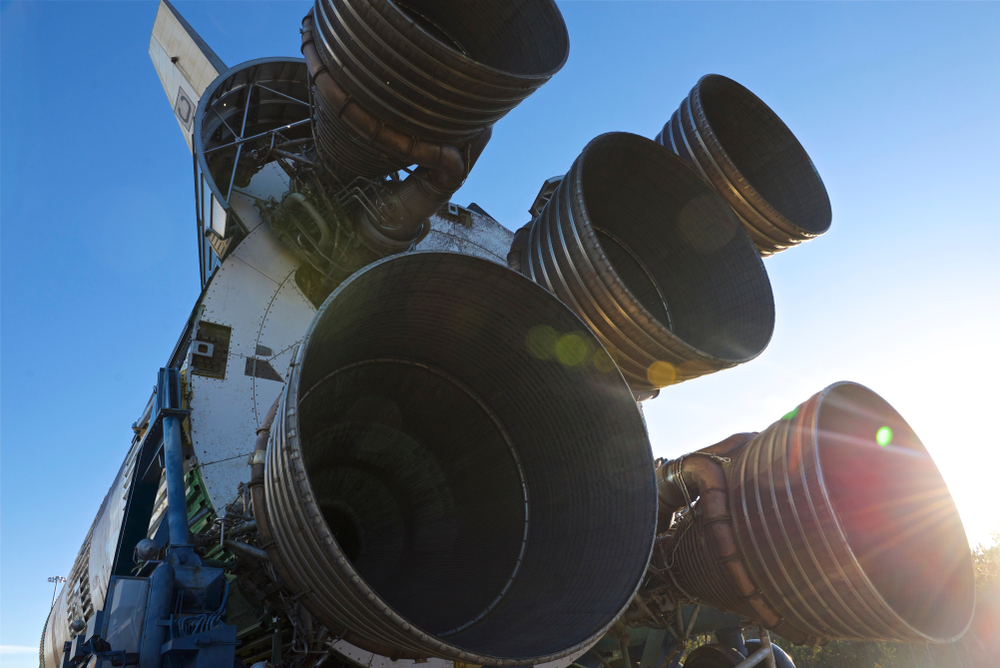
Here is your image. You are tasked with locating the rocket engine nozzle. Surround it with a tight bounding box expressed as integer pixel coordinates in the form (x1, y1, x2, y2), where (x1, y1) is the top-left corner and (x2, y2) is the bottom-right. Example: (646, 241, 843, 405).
(302, 0, 568, 252)
(649, 382, 975, 646)
(255, 252, 657, 664)
(657, 74, 832, 255)
(513, 132, 775, 393)
(305, 0, 568, 181)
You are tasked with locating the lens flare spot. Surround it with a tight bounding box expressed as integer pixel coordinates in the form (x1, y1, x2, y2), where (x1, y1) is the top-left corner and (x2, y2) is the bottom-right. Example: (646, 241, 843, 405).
(592, 348, 617, 373)
(526, 325, 558, 360)
(647, 361, 677, 387)
(876, 426, 893, 446)
(677, 194, 737, 254)
(782, 406, 799, 421)
(555, 333, 587, 366)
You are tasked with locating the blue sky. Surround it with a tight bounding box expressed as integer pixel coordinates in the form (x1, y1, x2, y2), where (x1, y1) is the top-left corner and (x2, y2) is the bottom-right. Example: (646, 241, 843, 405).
(2, 1, 999, 663)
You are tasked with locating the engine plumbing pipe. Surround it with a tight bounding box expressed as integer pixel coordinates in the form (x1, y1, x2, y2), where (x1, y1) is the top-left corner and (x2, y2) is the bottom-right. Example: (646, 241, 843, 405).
(284, 193, 333, 253)
(302, 11, 493, 253)
(733, 645, 775, 668)
(354, 127, 492, 254)
(224, 540, 269, 562)
(158, 368, 194, 561)
(164, 418, 189, 551)
(656, 433, 814, 645)
(137, 563, 175, 668)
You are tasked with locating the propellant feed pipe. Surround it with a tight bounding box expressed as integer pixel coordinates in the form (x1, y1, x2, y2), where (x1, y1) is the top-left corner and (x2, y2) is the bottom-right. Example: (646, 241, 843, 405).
(656, 433, 816, 646)
(284, 192, 333, 253)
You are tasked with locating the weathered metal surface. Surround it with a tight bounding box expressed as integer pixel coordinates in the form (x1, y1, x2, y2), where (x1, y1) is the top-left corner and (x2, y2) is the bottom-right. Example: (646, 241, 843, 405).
(655, 383, 975, 644)
(327, 637, 596, 668)
(657, 75, 832, 255)
(516, 132, 774, 393)
(308, 0, 569, 179)
(187, 191, 316, 512)
(418, 208, 514, 265)
(40, 586, 70, 668)
(87, 442, 141, 612)
(331, 639, 454, 668)
(40, 442, 141, 667)
(262, 252, 656, 664)
(148, 0, 226, 152)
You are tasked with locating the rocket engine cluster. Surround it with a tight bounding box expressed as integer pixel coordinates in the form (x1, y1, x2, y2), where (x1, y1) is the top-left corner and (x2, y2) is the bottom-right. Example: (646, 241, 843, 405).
(40, 1, 973, 668)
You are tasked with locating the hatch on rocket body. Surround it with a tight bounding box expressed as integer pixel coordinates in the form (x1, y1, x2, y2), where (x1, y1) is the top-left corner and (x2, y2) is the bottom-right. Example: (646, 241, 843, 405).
(41, 2, 974, 668)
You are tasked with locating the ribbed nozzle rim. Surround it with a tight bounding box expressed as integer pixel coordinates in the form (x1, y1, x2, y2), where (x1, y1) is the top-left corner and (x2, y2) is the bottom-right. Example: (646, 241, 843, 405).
(694, 74, 832, 238)
(270, 251, 658, 663)
(383, 0, 570, 80)
(578, 132, 774, 366)
(811, 382, 975, 642)
(519, 132, 776, 391)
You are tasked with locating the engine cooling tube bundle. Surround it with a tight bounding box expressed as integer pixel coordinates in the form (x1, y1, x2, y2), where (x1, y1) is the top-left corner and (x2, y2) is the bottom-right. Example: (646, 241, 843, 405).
(301, 10, 464, 183)
(304, 0, 569, 180)
(651, 382, 975, 646)
(655, 432, 809, 645)
(252, 252, 658, 664)
(657, 74, 832, 255)
(512, 132, 774, 394)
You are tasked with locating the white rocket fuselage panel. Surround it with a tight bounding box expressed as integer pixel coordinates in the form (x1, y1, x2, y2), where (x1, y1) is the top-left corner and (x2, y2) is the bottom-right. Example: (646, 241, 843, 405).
(185, 189, 316, 512)
(416, 209, 514, 265)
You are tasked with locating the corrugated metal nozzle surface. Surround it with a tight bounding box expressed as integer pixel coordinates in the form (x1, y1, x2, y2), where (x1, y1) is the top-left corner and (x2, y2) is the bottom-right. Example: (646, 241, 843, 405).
(264, 252, 657, 664)
(658, 74, 832, 255)
(517, 132, 774, 393)
(662, 382, 975, 644)
(310, 0, 569, 179)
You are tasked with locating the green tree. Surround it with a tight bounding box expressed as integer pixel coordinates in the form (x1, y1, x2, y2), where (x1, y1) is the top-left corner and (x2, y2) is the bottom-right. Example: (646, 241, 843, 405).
(961, 531, 1000, 667)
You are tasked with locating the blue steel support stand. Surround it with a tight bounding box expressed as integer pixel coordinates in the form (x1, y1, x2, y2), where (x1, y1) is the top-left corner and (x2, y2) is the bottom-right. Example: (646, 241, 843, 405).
(62, 369, 237, 668)
(153, 368, 238, 668)
(158, 368, 196, 565)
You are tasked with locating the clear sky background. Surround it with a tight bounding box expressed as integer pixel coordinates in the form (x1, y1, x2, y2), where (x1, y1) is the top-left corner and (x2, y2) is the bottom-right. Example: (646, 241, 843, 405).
(2, 0, 999, 664)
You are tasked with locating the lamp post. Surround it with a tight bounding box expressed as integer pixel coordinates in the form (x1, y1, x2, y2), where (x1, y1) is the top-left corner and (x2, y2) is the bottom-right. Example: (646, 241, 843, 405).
(48, 576, 66, 608)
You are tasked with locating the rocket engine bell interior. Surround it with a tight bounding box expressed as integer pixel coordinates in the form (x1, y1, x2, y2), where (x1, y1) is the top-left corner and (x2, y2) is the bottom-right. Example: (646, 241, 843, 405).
(510, 132, 775, 394)
(656, 74, 833, 255)
(40, 1, 974, 668)
(256, 253, 657, 664)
